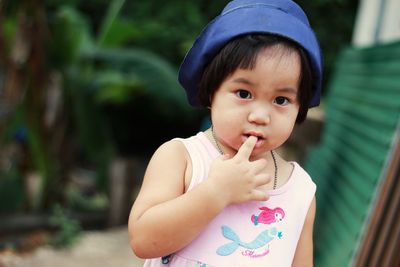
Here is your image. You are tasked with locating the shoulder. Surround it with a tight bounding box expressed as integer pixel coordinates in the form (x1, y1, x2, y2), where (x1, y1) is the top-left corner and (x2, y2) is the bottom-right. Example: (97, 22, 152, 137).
(291, 162, 315, 187)
(289, 162, 317, 209)
(275, 153, 316, 193)
(156, 132, 203, 154)
(156, 138, 187, 155)
(129, 139, 191, 224)
(156, 132, 210, 163)
(291, 162, 313, 179)
(135, 138, 192, 203)
(148, 138, 189, 169)
(274, 153, 303, 188)
(148, 136, 196, 186)
(276, 152, 314, 183)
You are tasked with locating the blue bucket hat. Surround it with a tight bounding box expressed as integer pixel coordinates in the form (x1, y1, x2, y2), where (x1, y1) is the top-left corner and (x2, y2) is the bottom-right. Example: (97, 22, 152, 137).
(178, 0, 323, 107)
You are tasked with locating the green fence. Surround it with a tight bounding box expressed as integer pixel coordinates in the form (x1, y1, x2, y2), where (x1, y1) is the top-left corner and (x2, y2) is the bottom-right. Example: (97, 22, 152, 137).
(305, 41, 400, 267)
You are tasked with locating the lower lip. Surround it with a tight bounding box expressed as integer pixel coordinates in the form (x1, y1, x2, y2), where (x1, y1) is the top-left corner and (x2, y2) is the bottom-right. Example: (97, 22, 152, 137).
(254, 138, 265, 149)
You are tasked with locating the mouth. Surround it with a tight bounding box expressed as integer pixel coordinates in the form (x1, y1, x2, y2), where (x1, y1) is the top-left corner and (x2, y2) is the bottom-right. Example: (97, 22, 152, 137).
(242, 132, 266, 149)
(244, 132, 265, 141)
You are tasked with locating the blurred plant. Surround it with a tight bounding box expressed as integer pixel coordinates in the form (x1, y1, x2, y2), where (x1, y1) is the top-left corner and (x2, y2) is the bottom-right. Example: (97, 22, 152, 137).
(0, 0, 64, 210)
(0, 160, 25, 213)
(49, 204, 82, 248)
(0, 0, 204, 213)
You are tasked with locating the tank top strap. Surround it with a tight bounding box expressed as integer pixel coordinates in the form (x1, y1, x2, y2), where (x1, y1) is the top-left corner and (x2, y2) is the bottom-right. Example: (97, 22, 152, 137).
(174, 132, 219, 191)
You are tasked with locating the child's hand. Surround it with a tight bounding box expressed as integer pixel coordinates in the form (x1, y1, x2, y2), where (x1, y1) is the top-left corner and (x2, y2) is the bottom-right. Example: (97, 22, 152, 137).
(206, 136, 271, 205)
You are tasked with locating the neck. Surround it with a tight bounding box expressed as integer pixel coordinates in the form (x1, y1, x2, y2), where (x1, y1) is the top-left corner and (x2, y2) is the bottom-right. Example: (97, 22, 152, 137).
(211, 125, 224, 155)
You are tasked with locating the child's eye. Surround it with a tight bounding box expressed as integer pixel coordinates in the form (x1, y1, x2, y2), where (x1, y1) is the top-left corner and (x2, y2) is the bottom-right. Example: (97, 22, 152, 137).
(274, 96, 289, 106)
(235, 90, 252, 99)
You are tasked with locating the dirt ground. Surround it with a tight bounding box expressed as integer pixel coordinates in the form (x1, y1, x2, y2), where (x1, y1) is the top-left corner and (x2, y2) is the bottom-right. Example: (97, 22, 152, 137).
(0, 226, 144, 267)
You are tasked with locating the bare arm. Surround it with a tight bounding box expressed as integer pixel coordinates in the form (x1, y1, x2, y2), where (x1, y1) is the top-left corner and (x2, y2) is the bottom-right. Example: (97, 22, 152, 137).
(292, 197, 316, 267)
(128, 136, 270, 259)
(128, 139, 226, 258)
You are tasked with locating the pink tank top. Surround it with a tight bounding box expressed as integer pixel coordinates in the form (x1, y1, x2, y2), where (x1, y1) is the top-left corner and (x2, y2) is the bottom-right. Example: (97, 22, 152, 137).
(143, 132, 316, 267)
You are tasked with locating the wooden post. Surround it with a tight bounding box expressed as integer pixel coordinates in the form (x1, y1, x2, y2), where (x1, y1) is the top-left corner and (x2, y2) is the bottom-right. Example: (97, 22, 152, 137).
(108, 157, 136, 227)
(352, 132, 400, 267)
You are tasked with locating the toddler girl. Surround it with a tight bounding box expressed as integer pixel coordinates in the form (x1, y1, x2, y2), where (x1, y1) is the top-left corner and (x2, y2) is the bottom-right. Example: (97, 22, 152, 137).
(129, 0, 323, 266)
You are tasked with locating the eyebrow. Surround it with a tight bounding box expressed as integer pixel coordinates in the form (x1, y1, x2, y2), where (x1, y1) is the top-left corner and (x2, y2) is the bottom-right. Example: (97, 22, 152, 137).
(276, 87, 298, 95)
(232, 78, 255, 86)
(232, 78, 298, 95)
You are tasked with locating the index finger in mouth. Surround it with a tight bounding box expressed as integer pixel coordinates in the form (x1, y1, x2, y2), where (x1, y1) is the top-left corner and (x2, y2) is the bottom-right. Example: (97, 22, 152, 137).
(236, 135, 257, 159)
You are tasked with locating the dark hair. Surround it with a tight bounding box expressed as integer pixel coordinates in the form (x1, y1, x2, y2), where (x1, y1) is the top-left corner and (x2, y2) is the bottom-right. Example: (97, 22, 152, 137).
(197, 34, 313, 123)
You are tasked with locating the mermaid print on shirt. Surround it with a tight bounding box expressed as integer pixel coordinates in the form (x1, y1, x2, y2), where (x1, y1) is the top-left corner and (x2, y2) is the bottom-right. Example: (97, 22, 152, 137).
(217, 206, 285, 258)
(216, 225, 282, 257)
(251, 206, 285, 226)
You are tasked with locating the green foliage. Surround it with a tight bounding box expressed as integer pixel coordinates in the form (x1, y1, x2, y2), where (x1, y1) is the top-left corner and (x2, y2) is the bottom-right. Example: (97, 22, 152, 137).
(83, 48, 190, 112)
(98, 17, 141, 48)
(66, 186, 108, 212)
(48, 5, 94, 68)
(46, 0, 81, 7)
(49, 204, 82, 248)
(0, 107, 26, 213)
(115, 1, 227, 65)
(25, 122, 52, 209)
(2, 17, 17, 50)
(64, 73, 113, 189)
(0, 168, 25, 213)
(91, 70, 143, 104)
(96, 0, 126, 47)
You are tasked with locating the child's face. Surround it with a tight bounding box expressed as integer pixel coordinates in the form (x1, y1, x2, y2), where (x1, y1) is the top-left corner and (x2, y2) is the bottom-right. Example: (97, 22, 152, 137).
(211, 46, 300, 158)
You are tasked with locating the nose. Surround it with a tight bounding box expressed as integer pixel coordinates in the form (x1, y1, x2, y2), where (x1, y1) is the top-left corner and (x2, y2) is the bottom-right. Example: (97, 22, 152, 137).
(247, 104, 271, 125)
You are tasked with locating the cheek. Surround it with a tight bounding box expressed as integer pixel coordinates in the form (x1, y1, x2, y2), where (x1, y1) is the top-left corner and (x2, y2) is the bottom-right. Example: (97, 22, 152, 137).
(281, 117, 296, 133)
(272, 116, 297, 142)
(214, 115, 242, 138)
(212, 112, 244, 146)
(212, 104, 244, 125)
